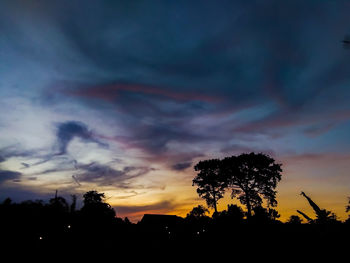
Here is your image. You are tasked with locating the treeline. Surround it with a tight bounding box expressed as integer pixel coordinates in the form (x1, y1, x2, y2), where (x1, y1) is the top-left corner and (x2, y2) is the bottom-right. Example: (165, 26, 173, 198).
(1, 189, 349, 257)
(192, 152, 350, 224)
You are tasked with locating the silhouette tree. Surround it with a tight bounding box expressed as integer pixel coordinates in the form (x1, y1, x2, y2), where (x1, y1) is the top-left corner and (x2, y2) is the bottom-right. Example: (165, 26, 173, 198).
(216, 204, 245, 223)
(250, 206, 281, 223)
(2, 197, 12, 206)
(221, 153, 282, 219)
(83, 190, 105, 206)
(267, 208, 280, 221)
(226, 204, 244, 220)
(49, 195, 69, 213)
(70, 194, 77, 213)
(186, 205, 209, 219)
(81, 190, 115, 219)
(287, 215, 303, 224)
(193, 159, 227, 213)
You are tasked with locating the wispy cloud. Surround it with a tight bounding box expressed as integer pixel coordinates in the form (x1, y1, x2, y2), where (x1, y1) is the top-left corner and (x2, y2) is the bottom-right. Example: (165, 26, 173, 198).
(75, 162, 155, 187)
(0, 170, 22, 184)
(171, 162, 192, 171)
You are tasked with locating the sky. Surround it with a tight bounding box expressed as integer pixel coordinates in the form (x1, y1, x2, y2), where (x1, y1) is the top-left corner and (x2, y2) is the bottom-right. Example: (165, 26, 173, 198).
(1, 0, 350, 222)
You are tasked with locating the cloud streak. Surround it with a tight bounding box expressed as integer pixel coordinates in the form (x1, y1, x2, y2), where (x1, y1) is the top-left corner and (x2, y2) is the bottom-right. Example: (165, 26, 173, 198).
(75, 162, 155, 187)
(171, 162, 192, 171)
(0, 170, 22, 184)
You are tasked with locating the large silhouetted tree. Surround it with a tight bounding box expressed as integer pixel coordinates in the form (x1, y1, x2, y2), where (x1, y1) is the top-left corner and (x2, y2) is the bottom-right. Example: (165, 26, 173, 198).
(221, 153, 282, 219)
(83, 190, 105, 205)
(81, 190, 115, 220)
(193, 159, 227, 213)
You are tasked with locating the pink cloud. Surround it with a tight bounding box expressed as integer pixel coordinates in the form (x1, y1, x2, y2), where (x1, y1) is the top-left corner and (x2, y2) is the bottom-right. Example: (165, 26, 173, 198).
(61, 82, 224, 104)
(234, 107, 350, 135)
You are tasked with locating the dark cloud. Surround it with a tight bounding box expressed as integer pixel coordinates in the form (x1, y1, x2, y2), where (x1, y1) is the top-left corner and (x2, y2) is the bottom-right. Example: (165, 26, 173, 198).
(171, 162, 192, 171)
(303, 123, 337, 138)
(35, 167, 72, 176)
(21, 162, 30, 168)
(29, 160, 155, 188)
(127, 125, 204, 155)
(54, 82, 217, 159)
(27, 177, 37, 181)
(0, 147, 38, 163)
(76, 162, 154, 187)
(41, 0, 350, 157)
(0, 170, 22, 184)
(55, 121, 107, 155)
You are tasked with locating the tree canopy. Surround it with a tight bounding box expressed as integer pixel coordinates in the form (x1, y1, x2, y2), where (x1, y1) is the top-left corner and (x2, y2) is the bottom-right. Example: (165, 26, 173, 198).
(81, 190, 116, 220)
(186, 205, 209, 219)
(193, 159, 227, 213)
(221, 153, 282, 218)
(193, 153, 282, 218)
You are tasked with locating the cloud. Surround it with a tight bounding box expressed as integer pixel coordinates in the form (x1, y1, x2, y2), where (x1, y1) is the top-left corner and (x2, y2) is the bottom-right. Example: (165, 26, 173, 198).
(123, 124, 205, 155)
(0, 146, 38, 163)
(21, 162, 30, 168)
(62, 82, 223, 104)
(171, 162, 192, 171)
(75, 162, 154, 187)
(55, 121, 107, 155)
(281, 152, 350, 163)
(0, 170, 22, 184)
(28, 159, 156, 189)
(303, 123, 337, 138)
(32, 0, 350, 157)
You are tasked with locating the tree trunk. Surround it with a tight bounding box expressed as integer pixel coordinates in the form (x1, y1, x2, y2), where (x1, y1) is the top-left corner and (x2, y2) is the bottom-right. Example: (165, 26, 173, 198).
(246, 195, 252, 220)
(213, 191, 218, 213)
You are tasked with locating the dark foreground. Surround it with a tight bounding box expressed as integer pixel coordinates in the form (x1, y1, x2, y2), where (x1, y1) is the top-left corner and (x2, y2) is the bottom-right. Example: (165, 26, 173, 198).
(1, 193, 348, 259)
(1, 218, 348, 260)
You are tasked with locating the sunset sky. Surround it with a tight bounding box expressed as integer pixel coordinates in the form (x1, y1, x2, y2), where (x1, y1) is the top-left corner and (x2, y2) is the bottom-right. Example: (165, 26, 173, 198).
(1, 0, 350, 222)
